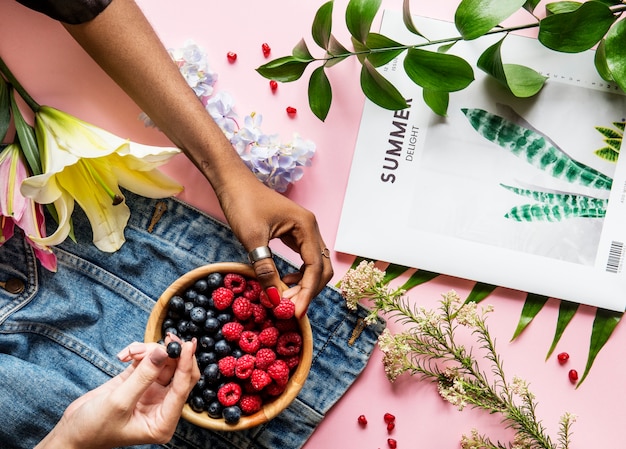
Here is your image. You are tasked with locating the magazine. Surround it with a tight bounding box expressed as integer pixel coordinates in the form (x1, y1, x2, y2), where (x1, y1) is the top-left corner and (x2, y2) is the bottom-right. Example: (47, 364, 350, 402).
(335, 11, 626, 311)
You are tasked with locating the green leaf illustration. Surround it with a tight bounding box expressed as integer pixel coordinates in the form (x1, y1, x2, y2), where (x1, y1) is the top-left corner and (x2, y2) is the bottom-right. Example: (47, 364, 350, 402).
(577, 308, 622, 387)
(455, 0, 526, 40)
(511, 293, 549, 340)
(545, 300, 579, 359)
(404, 48, 474, 92)
(308, 66, 332, 122)
(312, 1, 333, 50)
(346, 0, 382, 44)
(605, 17, 626, 92)
(538, 1, 616, 53)
(360, 60, 408, 110)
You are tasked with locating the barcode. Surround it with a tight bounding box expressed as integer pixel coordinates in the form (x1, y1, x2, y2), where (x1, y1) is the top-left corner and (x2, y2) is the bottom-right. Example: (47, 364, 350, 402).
(606, 241, 624, 273)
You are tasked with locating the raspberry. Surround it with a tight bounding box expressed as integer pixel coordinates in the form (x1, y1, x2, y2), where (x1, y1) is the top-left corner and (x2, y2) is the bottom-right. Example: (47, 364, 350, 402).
(239, 330, 261, 354)
(264, 380, 286, 396)
(243, 279, 262, 302)
(235, 354, 256, 379)
(212, 287, 234, 310)
(232, 296, 253, 321)
(255, 348, 277, 370)
(218, 356, 236, 377)
(239, 394, 263, 415)
(251, 303, 267, 324)
(258, 326, 279, 347)
(273, 298, 295, 320)
(275, 317, 298, 333)
(221, 322, 244, 341)
(282, 354, 300, 370)
(267, 359, 290, 386)
(217, 382, 242, 407)
(224, 273, 246, 294)
(250, 369, 272, 391)
(276, 331, 302, 357)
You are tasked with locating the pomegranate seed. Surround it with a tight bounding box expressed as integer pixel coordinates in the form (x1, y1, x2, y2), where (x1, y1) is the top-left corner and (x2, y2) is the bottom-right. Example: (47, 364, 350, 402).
(383, 412, 395, 424)
(388, 438, 397, 449)
(262, 42, 271, 57)
(387, 421, 395, 432)
(357, 414, 367, 426)
(568, 369, 579, 383)
(557, 352, 569, 364)
(269, 80, 278, 92)
(226, 51, 237, 63)
(286, 106, 297, 116)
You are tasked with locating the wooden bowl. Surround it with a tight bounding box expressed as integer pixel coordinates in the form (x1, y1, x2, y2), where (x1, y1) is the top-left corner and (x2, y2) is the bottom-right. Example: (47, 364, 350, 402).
(144, 262, 313, 431)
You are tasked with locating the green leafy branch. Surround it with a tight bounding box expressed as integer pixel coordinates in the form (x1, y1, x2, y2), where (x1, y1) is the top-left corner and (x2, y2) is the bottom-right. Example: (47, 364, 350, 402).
(257, 0, 626, 120)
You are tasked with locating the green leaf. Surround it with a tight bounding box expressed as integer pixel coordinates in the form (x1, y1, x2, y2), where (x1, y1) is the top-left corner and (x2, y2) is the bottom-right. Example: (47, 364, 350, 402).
(545, 300, 579, 359)
(593, 39, 614, 82)
(399, 269, 440, 291)
(402, 0, 426, 38)
(360, 60, 408, 110)
(423, 89, 449, 116)
(523, 0, 542, 13)
(605, 18, 626, 92)
(404, 48, 474, 92)
(0, 76, 10, 142)
(352, 36, 370, 64)
(326, 35, 351, 67)
(10, 92, 41, 176)
(346, 0, 382, 44)
(312, 1, 334, 50)
(464, 282, 497, 304)
(510, 293, 549, 340)
(381, 263, 412, 284)
(256, 55, 311, 82)
(455, 0, 527, 40)
(545, 1, 582, 15)
(293, 39, 314, 60)
(478, 37, 547, 97)
(366, 33, 404, 67)
(538, 1, 616, 53)
(577, 308, 622, 387)
(308, 66, 332, 122)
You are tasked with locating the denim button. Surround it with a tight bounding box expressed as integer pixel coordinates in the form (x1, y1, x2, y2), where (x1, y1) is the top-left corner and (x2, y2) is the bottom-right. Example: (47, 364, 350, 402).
(0, 278, 25, 294)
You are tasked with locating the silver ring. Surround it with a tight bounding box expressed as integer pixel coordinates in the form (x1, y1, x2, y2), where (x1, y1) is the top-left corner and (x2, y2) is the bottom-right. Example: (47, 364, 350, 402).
(248, 246, 273, 264)
(321, 247, 330, 259)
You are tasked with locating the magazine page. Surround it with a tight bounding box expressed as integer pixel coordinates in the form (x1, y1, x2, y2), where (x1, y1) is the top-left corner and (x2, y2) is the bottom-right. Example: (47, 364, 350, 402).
(335, 11, 626, 311)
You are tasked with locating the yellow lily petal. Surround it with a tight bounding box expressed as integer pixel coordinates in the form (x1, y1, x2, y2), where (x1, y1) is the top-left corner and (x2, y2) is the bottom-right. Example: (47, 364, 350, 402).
(109, 153, 183, 198)
(28, 193, 73, 248)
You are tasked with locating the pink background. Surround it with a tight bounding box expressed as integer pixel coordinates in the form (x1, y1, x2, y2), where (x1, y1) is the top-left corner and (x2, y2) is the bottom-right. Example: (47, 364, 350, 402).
(1, 1, 624, 447)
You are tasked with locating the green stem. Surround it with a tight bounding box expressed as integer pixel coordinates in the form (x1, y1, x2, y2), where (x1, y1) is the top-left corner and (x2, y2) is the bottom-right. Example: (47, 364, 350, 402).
(0, 55, 40, 112)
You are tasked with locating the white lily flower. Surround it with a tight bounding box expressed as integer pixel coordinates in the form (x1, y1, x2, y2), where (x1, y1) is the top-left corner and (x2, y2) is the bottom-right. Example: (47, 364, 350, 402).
(21, 106, 183, 252)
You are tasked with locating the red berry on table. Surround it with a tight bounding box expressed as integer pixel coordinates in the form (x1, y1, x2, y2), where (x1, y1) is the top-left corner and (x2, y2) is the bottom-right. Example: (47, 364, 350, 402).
(387, 438, 397, 449)
(568, 369, 579, 383)
(286, 106, 297, 116)
(227, 51, 237, 62)
(557, 352, 569, 364)
(269, 80, 278, 92)
(262, 42, 271, 57)
(357, 414, 367, 426)
(383, 412, 396, 424)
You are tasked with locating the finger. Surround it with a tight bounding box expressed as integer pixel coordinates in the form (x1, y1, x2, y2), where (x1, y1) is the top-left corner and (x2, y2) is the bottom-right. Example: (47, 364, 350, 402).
(290, 243, 333, 317)
(251, 256, 284, 302)
(161, 339, 200, 420)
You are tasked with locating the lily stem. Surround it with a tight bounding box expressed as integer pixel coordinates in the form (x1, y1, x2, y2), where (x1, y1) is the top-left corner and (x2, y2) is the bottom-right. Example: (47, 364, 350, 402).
(0, 55, 40, 112)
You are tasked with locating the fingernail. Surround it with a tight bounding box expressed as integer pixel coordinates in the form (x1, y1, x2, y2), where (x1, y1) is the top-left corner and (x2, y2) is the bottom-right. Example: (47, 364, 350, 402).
(266, 286, 281, 306)
(128, 342, 147, 356)
(150, 347, 168, 366)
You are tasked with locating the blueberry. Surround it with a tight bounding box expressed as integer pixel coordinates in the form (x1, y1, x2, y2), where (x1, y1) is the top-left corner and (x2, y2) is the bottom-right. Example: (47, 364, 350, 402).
(196, 351, 217, 367)
(190, 307, 207, 324)
(163, 326, 178, 338)
(186, 322, 200, 335)
(161, 318, 176, 332)
(204, 317, 220, 334)
(184, 289, 198, 301)
(193, 375, 207, 393)
(189, 395, 205, 413)
(194, 294, 210, 308)
(206, 272, 223, 289)
(184, 301, 195, 317)
(166, 341, 182, 358)
(206, 400, 223, 419)
(231, 348, 244, 359)
(214, 339, 231, 358)
(216, 312, 232, 325)
(203, 363, 221, 384)
(168, 295, 185, 313)
(194, 279, 209, 293)
(202, 388, 217, 403)
(176, 320, 190, 335)
(222, 405, 242, 424)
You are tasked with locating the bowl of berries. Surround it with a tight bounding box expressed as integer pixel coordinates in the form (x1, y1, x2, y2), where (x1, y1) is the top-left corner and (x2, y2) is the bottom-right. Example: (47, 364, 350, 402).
(144, 262, 313, 431)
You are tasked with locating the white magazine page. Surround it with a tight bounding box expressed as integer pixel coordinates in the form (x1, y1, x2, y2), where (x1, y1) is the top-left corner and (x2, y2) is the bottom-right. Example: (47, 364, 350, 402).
(336, 11, 626, 311)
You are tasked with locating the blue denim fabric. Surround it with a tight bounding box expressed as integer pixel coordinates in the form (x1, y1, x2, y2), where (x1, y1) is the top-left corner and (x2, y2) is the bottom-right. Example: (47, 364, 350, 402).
(0, 190, 385, 449)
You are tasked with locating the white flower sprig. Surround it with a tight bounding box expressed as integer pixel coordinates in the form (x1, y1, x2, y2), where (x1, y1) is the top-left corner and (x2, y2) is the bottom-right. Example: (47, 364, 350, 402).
(339, 260, 576, 449)
(141, 40, 315, 193)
